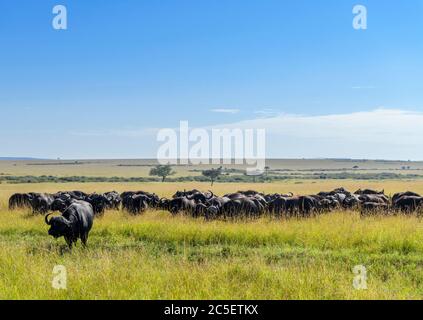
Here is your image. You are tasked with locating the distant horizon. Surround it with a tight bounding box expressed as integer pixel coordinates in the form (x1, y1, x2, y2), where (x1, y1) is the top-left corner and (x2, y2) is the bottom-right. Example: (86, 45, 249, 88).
(0, 157, 421, 163)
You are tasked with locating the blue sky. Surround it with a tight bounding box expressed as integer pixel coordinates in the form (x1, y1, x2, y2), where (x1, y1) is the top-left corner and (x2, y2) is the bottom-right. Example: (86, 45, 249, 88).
(1, 0, 423, 159)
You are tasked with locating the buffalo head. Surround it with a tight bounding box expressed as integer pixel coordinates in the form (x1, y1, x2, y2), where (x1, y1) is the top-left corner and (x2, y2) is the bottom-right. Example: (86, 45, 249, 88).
(45, 214, 72, 239)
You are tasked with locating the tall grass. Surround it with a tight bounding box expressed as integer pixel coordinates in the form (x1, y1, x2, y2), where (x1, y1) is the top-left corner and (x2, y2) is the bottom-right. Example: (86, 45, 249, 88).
(1, 181, 423, 299)
(1, 209, 423, 299)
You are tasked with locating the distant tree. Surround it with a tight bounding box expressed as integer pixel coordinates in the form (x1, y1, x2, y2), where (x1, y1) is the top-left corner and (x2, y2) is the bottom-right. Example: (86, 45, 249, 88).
(149, 165, 175, 182)
(264, 166, 270, 178)
(202, 167, 222, 186)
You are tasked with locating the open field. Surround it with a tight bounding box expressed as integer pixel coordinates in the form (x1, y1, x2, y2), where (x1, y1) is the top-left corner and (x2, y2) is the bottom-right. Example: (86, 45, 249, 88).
(3, 0, 423, 303)
(1, 159, 423, 178)
(2, 176, 423, 300)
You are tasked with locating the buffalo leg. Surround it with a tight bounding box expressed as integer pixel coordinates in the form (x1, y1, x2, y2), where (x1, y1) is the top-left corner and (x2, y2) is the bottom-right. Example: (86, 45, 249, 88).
(64, 236, 73, 249)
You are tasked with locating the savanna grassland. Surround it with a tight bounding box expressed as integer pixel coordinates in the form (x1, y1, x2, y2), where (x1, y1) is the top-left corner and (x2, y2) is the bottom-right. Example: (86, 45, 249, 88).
(2, 159, 423, 300)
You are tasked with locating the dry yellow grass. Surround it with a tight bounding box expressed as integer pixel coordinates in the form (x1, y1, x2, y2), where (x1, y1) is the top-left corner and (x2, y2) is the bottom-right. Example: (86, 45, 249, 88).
(1, 159, 423, 177)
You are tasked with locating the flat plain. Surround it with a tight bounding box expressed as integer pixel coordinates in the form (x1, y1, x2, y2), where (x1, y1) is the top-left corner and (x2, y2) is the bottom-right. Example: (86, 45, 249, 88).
(1, 159, 423, 300)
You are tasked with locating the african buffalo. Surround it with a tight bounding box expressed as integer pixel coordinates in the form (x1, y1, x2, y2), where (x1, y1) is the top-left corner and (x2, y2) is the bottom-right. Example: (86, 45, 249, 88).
(45, 201, 94, 249)
(8, 193, 33, 210)
(393, 196, 423, 213)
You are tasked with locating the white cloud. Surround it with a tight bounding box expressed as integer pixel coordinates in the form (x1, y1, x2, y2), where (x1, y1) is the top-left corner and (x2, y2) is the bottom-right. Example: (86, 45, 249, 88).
(254, 108, 280, 118)
(68, 108, 423, 160)
(210, 108, 240, 114)
(209, 108, 423, 160)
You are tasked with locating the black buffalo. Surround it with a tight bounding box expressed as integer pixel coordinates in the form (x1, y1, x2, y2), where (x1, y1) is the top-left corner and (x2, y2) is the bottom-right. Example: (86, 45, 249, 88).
(45, 201, 94, 249)
(9, 193, 33, 210)
(30, 193, 55, 214)
(86, 194, 110, 216)
(393, 196, 423, 213)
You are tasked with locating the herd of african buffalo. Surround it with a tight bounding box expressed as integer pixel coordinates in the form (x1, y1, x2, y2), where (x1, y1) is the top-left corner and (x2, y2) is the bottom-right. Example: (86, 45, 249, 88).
(8, 188, 423, 219)
(6, 187, 423, 248)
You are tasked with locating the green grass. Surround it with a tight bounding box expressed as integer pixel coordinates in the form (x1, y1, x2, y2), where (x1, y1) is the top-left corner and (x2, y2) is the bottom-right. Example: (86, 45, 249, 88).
(2, 179, 423, 300)
(2, 206, 423, 299)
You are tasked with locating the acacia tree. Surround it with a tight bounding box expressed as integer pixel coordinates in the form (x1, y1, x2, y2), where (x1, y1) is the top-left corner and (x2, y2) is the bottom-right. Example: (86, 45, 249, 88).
(202, 167, 222, 186)
(149, 165, 175, 182)
(264, 166, 270, 178)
